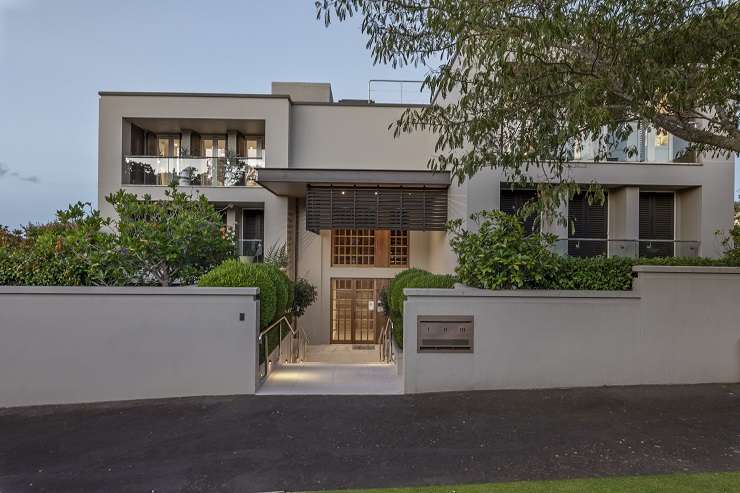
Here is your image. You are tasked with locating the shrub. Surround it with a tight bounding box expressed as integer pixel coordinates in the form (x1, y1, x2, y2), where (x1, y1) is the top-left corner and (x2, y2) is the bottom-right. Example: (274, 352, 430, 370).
(449, 210, 560, 290)
(388, 269, 457, 349)
(292, 278, 318, 318)
(198, 259, 277, 328)
(262, 264, 292, 318)
(549, 256, 634, 291)
(108, 184, 235, 286)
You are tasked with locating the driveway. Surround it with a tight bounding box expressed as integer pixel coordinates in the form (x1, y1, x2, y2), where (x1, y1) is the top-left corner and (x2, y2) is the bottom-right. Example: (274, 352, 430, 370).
(1, 384, 739, 492)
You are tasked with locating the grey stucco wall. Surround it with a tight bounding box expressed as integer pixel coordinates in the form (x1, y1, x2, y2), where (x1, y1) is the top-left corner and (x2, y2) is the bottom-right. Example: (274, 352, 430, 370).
(0, 287, 259, 407)
(403, 267, 740, 393)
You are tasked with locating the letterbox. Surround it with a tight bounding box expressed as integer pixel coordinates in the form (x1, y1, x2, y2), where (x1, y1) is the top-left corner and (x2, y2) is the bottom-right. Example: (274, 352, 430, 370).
(417, 316, 474, 353)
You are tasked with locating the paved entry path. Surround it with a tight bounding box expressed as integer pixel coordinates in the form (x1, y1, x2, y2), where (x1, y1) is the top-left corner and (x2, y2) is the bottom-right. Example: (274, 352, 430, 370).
(1, 384, 739, 493)
(258, 363, 403, 395)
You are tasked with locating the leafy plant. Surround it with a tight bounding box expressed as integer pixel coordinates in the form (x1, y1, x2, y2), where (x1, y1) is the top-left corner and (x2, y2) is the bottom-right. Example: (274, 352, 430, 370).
(388, 269, 457, 349)
(261, 264, 292, 319)
(264, 241, 289, 269)
(449, 210, 561, 290)
(198, 259, 277, 328)
(292, 278, 318, 318)
(107, 184, 234, 286)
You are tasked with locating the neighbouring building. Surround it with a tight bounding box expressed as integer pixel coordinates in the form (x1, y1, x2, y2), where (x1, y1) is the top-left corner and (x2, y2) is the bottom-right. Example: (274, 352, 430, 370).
(97, 81, 736, 345)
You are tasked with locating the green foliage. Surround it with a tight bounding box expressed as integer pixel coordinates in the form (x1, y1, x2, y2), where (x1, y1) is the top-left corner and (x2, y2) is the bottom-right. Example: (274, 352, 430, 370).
(449, 210, 561, 290)
(107, 184, 234, 286)
(318, 1, 740, 216)
(262, 264, 292, 319)
(721, 222, 740, 263)
(292, 278, 318, 318)
(388, 269, 457, 349)
(549, 256, 634, 291)
(198, 259, 277, 328)
(264, 241, 288, 269)
(0, 203, 127, 286)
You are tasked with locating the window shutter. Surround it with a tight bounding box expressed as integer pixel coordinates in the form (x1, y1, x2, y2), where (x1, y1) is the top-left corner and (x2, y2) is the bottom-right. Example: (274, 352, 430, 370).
(567, 192, 608, 257)
(639, 192, 675, 257)
(499, 189, 537, 234)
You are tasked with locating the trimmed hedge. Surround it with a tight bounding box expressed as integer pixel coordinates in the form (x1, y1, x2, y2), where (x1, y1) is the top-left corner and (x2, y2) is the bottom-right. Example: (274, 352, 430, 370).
(548, 256, 634, 291)
(198, 259, 277, 328)
(388, 269, 457, 349)
(262, 264, 292, 319)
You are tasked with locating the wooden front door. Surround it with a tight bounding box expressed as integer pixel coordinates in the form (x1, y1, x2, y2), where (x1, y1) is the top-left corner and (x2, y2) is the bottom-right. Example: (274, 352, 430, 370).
(331, 278, 389, 344)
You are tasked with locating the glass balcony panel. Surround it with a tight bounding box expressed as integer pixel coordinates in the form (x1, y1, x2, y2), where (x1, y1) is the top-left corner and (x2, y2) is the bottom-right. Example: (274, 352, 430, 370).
(123, 156, 264, 187)
(237, 239, 264, 262)
(608, 240, 639, 258)
(552, 239, 699, 258)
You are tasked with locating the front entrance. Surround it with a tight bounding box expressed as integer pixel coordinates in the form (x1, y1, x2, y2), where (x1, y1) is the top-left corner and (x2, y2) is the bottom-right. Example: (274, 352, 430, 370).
(330, 278, 389, 344)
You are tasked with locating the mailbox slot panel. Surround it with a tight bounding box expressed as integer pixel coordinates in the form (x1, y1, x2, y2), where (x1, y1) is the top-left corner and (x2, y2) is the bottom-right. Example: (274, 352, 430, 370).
(417, 316, 474, 353)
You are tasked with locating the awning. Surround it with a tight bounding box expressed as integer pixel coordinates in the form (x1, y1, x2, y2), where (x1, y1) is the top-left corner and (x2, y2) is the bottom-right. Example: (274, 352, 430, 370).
(305, 186, 449, 233)
(256, 168, 450, 197)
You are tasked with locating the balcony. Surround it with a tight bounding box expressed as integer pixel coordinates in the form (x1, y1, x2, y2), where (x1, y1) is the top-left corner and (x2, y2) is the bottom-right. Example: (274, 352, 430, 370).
(553, 239, 700, 258)
(237, 239, 263, 263)
(122, 156, 264, 187)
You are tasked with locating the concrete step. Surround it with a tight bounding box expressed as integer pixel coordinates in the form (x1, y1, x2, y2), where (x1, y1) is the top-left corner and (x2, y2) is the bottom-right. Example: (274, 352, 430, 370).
(258, 362, 402, 395)
(304, 344, 380, 364)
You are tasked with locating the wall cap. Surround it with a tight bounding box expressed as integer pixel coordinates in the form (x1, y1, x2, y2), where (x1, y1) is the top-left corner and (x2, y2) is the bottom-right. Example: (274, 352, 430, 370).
(0, 286, 259, 296)
(633, 265, 740, 274)
(404, 286, 639, 299)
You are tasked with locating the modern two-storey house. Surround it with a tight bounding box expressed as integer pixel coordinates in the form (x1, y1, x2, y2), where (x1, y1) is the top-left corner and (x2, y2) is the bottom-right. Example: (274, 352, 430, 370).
(97, 81, 736, 346)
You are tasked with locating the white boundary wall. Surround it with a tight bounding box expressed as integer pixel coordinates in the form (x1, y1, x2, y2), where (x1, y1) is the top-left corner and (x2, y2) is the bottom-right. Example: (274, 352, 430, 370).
(403, 266, 740, 393)
(0, 287, 259, 407)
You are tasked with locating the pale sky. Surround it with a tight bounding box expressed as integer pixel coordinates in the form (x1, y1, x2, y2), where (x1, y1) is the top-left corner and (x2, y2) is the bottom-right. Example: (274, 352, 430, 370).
(0, 1, 738, 228)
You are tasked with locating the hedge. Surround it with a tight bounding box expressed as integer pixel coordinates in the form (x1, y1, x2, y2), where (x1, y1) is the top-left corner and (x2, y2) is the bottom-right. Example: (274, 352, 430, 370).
(198, 259, 277, 328)
(388, 269, 457, 349)
(262, 264, 292, 319)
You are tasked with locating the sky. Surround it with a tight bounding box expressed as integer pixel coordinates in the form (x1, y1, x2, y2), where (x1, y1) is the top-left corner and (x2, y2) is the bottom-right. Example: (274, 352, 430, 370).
(0, 0, 738, 229)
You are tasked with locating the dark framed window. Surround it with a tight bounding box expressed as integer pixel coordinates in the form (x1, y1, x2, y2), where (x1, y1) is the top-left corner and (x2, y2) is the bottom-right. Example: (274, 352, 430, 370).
(568, 192, 608, 257)
(639, 192, 675, 257)
(500, 188, 537, 234)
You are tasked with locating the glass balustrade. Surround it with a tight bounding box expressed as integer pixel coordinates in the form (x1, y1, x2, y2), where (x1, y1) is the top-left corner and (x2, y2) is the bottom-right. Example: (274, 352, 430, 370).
(122, 156, 265, 186)
(551, 239, 700, 258)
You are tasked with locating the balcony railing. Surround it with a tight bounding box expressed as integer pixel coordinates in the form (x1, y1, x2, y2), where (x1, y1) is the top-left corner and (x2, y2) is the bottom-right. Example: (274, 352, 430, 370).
(237, 239, 263, 263)
(122, 156, 265, 187)
(553, 239, 700, 258)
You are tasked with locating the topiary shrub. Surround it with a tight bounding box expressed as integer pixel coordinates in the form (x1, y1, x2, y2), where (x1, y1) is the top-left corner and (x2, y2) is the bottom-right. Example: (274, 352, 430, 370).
(291, 278, 318, 318)
(387, 269, 457, 349)
(198, 259, 276, 328)
(261, 264, 292, 319)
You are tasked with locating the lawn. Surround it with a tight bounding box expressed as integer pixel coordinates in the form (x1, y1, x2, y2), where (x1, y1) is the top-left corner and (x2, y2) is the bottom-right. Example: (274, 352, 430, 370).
(318, 472, 740, 493)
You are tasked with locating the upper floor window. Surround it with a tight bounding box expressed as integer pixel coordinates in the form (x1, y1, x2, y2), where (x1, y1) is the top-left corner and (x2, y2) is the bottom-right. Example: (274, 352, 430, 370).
(200, 135, 226, 157)
(331, 229, 409, 267)
(157, 134, 181, 157)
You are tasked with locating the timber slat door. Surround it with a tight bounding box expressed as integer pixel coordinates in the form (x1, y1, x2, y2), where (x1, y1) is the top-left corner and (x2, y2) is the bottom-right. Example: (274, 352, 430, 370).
(331, 278, 388, 344)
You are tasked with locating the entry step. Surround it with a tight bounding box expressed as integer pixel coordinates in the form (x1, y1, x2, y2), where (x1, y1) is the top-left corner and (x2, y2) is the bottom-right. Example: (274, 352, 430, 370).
(304, 344, 380, 364)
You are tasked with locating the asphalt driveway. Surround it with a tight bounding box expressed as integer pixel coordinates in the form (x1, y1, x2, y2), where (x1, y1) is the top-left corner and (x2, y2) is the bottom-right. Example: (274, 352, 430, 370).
(1, 384, 739, 493)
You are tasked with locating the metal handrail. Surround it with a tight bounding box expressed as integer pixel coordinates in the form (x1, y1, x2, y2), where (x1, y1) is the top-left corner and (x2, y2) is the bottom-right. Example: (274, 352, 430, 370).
(257, 314, 311, 382)
(378, 317, 394, 363)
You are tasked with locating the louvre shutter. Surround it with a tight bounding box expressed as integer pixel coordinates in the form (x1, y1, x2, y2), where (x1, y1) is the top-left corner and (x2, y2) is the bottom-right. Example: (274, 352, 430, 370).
(567, 193, 608, 257)
(499, 189, 537, 234)
(639, 192, 675, 257)
(305, 186, 447, 233)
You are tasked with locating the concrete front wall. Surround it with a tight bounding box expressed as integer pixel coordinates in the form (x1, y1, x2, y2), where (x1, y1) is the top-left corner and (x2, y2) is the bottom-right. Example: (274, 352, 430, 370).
(288, 104, 437, 169)
(403, 267, 740, 393)
(0, 287, 259, 407)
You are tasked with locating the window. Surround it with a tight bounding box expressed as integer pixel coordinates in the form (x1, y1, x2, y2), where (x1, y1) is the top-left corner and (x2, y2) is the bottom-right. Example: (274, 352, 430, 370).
(200, 135, 226, 157)
(333, 229, 376, 266)
(639, 192, 675, 257)
(157, 135, 181, 157)
(500, 188, 538, 234)
(568, 192, 608, 257)
(389, 230, 409, 266)
(655, 129, 669, 147)
(332, 229, 410, 267)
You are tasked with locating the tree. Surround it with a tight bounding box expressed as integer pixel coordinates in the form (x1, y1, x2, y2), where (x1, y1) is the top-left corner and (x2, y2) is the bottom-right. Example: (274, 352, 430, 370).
(317, 0, 740, 207)
(107, 184, 235, 286)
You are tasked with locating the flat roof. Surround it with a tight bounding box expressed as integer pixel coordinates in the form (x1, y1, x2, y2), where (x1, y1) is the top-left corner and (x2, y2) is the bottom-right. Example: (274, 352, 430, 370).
(256, 168, 450, 197)
(97, 91, 429, 108)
